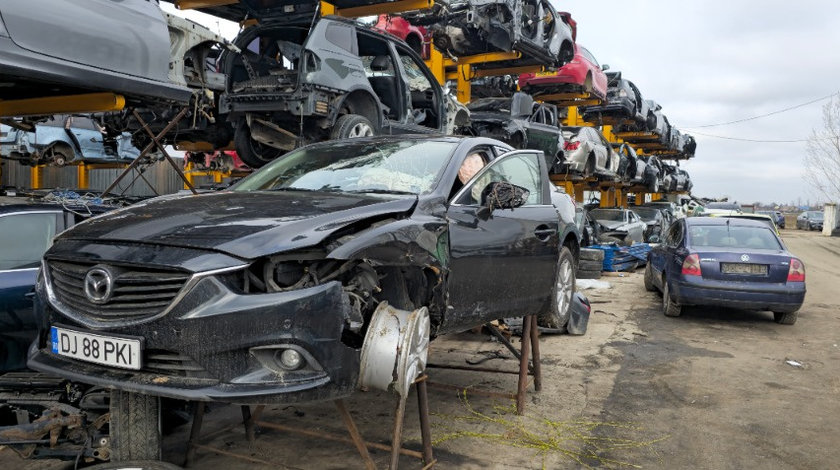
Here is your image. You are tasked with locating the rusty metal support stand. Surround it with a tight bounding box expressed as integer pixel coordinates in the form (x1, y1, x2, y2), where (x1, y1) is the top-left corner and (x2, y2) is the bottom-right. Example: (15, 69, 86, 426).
(416, 376, 435, 467)
(427, 314, 542, 415)
(335, 399, 377, 470)
(184, 401, 205, 468)
(100, 107, 196, 196)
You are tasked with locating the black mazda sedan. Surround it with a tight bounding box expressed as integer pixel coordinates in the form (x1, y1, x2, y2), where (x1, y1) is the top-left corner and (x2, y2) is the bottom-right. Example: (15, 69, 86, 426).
(29, 136, 580, 440)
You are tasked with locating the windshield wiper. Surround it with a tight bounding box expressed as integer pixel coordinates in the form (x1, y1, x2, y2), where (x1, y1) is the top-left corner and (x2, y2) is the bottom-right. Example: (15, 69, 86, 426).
(266, 186, 341, 192)
(345, 189, 417, 195)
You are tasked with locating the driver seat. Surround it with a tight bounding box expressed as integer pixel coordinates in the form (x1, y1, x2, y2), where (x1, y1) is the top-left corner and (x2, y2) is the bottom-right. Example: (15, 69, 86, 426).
(368, 55, 400, 120)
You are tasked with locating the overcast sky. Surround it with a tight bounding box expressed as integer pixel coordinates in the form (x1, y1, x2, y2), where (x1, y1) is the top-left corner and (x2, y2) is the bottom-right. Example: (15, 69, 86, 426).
(162, 1, 839, 206)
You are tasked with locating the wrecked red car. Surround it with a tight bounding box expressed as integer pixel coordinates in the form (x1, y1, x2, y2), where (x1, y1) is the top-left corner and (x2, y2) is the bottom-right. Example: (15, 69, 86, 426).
(373, 14, 430, 58)
(519, 44, 609, 101)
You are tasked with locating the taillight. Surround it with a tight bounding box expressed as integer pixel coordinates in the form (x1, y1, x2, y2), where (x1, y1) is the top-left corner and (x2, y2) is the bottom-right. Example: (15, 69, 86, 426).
(681, 254, 701, 276)
(564, 141, 581, 151)
(787, 258, 805, 282)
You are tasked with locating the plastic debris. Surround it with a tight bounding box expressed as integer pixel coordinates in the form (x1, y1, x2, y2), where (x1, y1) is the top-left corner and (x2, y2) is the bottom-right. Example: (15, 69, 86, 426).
(576, 279, 612, 290)
(785, 360, 804, 368)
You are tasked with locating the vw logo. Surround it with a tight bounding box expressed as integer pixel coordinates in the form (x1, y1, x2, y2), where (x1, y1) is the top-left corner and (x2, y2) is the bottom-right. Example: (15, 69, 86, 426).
(84, 267, 113, 304)
(740, 254, 750, 262)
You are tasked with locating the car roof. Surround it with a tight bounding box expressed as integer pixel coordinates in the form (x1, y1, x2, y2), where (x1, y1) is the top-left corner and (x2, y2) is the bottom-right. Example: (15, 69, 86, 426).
(686, 217, 770, 228)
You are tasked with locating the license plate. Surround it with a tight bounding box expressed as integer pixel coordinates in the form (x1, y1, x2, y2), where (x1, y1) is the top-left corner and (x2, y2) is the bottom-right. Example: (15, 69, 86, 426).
(721, 263, 767, 275)
(51, 327, 142, 370)
(536, 71, 557, 77)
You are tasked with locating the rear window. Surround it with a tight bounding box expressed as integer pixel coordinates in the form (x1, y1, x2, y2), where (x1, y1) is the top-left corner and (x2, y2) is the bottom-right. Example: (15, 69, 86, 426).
(687, 225, 782, 250)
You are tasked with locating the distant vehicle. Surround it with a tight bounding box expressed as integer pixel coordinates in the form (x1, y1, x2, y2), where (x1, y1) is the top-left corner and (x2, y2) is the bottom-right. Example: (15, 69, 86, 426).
(612, 143, 658, 191)
(560, 126, 620, 178)
(643, 200, 684, 220)
(467, 93, 564, 170)
(519, 44, 609, 101)
(631, 206, 668, 243)
(580, 72, 654, 130)
(1, 116, 139, 166)
(589, 207, 646, 245)
(757, 210, 786, 230)
(186, 150, 250, 172)
(796, 211, 824, 231)
(645, 217, 805, 324)
(645, 100, 672, 144)
(575, 206, 601, 247)
(702, 201, 742, 216)
(373, 14, 430, 58)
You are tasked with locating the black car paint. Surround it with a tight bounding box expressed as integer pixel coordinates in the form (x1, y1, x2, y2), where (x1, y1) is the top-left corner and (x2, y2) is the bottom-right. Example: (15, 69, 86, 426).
(29, 136, 580, 404)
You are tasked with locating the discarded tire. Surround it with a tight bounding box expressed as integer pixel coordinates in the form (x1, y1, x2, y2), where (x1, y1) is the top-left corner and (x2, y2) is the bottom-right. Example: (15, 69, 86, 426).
(579, 248, 605, 261)
(579, 259, 603, 272)
(576, 269, 601, 280)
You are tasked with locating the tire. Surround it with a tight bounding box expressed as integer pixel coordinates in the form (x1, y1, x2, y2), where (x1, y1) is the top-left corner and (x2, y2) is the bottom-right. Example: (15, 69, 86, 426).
(579, 259, 603, 271)
(644, 262, 656, 292)
(330, 114, 376, 140)
(541, 247, 576, 329)
(773, 311, 798, 325)
(110, 390, 162, 461)
(662, 279, 682, 317)
(579, 247, 605, 261)
(234, 120, 285, 169)
(576, 269, 601, 279)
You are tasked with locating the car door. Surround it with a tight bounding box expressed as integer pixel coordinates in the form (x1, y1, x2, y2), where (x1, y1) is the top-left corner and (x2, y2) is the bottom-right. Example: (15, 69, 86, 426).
(444, 150, 558, 333)
(0, 210, 64, 371)
(585, 128, 607, 171)
(0, 0, 170, 82)
(524, 104, 560, 159)
(627, 211, 645, 243)
(389, 42, 444, 134)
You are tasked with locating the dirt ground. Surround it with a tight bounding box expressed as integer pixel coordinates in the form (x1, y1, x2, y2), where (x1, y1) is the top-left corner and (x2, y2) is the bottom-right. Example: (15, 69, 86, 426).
(3, 229, 838, 469)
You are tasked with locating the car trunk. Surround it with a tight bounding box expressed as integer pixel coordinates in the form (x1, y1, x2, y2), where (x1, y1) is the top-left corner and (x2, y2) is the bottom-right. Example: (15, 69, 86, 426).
(696, 250, 790, 284)
(1, 0, 170, 82)
(230, 25, 310, 94)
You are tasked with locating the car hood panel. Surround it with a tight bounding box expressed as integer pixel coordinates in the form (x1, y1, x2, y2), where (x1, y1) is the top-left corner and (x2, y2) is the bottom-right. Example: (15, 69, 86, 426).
(62, 191, 417, 259)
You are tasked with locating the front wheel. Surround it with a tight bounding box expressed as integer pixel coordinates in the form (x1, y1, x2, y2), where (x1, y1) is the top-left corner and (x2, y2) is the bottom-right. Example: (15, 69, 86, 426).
(331, 114, 376, 139)
(540, 247, 576, 329)
(109, 390, 161, 461)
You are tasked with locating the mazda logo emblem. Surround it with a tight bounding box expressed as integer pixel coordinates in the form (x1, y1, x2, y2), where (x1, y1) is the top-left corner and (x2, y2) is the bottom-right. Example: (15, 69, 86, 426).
(84, 267, 113, 304)
(740, 254, 750, 262)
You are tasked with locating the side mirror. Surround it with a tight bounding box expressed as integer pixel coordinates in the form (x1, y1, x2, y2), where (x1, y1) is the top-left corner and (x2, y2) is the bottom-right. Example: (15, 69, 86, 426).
(602, 64, 610, 72)
(480, 181, 530, 211)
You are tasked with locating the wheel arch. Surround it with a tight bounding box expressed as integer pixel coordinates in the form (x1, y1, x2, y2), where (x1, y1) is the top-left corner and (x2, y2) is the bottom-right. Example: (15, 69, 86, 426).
(336, 90, 382, 130)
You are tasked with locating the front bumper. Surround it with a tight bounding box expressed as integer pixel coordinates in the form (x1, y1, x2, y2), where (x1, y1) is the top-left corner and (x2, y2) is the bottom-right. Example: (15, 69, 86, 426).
(29, 273, 360, 404)
(672, 277, 805, 313)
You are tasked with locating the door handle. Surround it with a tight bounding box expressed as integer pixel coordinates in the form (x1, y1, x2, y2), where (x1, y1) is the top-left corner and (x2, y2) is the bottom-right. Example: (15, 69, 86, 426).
(534, 225, 556, 242)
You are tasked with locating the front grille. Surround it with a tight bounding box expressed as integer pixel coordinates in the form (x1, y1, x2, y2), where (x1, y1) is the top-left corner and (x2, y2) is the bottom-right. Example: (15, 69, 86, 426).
(48, 260, 190, 320)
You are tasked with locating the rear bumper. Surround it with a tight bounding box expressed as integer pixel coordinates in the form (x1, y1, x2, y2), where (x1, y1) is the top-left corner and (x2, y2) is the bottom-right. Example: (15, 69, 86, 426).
(672, 278, 805, 313)
(521, 67, 586, 88)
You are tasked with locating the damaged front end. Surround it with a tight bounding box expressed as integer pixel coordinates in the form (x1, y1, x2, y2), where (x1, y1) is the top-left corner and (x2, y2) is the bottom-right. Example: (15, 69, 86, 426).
(429, 0, 571, 67)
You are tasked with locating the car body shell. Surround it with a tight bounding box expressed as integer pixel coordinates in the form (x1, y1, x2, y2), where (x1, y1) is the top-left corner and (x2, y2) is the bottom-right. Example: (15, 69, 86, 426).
(518, 44, 608, 101)
(648, 217, 805, 314)
(589, 208, 646, 245)
(373, 14, 430, 58)
(580, 72, 653, 130)
(1, 116, 139, 166)
(467, 93, 565, 171)
(612, 143, 657, 190)
(28, 136, 581, 404)
(560, 126, 619, 177)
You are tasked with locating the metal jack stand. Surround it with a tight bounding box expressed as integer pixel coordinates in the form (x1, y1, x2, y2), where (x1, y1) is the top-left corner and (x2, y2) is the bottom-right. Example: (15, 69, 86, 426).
(100, 107, 198, 197)
(183, 375, 435, 469)
(426, 314, 542, 415)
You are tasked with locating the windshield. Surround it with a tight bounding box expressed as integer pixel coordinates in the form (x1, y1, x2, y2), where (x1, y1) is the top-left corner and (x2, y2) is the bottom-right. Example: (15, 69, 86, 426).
(233, 140, 458, 195)
(687, 225, 782, 250)
(808, 211, 824, 220)
(590, 209, 626, 222)
(632, 208, 661, 222)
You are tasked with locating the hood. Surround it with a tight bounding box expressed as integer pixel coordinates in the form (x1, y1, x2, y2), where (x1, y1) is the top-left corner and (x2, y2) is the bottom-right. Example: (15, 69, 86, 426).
(597, 220, 628, 230)
(61, 191, 417, 259)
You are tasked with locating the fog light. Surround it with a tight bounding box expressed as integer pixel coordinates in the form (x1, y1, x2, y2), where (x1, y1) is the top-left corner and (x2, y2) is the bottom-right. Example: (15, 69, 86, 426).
(276, 349, 303, 370)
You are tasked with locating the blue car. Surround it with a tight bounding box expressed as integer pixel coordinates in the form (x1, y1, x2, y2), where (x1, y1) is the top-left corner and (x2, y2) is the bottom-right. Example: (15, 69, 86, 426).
(0, 115, 139, 166)
(644, 217, 805, 324)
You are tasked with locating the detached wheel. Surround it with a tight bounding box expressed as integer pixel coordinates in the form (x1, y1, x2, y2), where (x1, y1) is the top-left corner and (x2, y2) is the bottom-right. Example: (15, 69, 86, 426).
(541, 247, 576, 329)
(234, 120, 285, 168)
(643, 262, 656, 292)
(331, 114, 376, 139)
(773, 311, 798, 325)
(110, 390, 161, 461)
(662, 279, 682, 317)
